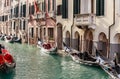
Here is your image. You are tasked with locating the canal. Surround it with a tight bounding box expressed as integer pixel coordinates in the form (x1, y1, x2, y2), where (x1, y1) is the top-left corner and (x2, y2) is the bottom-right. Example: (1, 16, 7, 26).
(0, 41, 109, 79)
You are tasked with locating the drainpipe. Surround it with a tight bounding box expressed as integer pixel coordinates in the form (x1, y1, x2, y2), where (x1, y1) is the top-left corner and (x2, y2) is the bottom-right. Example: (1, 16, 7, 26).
(108, 0, 115, 58)
(71, 14, 74, 48)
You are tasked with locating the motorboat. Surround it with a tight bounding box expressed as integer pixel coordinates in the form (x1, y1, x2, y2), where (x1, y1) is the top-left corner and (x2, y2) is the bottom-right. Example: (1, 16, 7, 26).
(37, 41, 57, 55)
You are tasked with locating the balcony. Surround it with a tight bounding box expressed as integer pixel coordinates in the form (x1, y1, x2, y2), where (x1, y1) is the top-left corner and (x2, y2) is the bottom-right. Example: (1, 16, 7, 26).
(75, 14, 95, 28)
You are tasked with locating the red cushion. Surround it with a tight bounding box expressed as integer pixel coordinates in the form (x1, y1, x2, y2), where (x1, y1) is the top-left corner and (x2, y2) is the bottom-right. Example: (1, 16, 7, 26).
(4, 54, 13, 63)
(0, 55, 4, 65)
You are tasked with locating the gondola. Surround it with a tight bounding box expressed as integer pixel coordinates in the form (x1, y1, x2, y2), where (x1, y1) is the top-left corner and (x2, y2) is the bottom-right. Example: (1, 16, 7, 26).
(4, 36, 13, 43)
(97, 54, 120, 79)
(63, 42, 99, 66)
(37, 41, 57, 55)
(12, 37, 22, 43)
(0, 47, 16, 72)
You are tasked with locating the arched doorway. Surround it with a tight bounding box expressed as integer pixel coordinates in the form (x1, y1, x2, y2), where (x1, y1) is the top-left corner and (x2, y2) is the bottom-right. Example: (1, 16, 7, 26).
(114, 33, 120, 64)
(84, 30, 93, 54)
(74, 31, 80, 51)
(98, 32, 108, 57)
(57, 23, 63, 49)
(65, 31, 70, 47)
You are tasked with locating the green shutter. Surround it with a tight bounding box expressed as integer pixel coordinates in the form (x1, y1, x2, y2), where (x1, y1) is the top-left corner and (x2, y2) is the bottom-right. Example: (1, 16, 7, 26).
(73, 0, 76, 14)
(29, 4, 31, 15)
(42, 2, 44, 11)
(23, 4, 26, 17)
(74, 0, 80, 14)
(48, 0, 50, 11)
(11, 9, 12, 18)
(62, 0, 68, 18)
(20, 4, 22, 17)
(62, 0, 65, 18)
(78, 0, 80, 14)
(96, 0, 100, 16)
(16, 5, 19, 17)
(52, 0, 54, 11)
(20, 20, 22, 30)
(23, 20, 25, 30)
(31, 5, 34, 14)
(44, 0, 46, 12)
(101, 0, 104, 15)
(66, 0, 68, 18)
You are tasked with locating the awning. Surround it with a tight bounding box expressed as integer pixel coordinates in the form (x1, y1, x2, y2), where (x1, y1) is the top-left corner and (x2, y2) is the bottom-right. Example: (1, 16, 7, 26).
(46, 18, 56, 27)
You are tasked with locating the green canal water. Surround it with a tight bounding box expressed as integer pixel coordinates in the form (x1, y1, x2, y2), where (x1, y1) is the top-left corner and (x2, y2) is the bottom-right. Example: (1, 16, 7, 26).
(0, 41, 110, 79)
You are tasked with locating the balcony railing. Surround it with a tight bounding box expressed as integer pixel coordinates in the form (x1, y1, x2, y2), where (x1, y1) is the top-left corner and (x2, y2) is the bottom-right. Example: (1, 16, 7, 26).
(75, 13, 95, 26)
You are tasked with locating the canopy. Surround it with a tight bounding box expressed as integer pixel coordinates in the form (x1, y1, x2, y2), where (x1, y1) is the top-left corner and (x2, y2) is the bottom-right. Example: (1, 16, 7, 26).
(46, 18, 56, 27)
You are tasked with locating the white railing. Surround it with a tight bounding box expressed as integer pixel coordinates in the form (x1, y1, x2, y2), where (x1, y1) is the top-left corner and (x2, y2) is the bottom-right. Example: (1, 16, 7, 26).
(75, 14, 95, 26)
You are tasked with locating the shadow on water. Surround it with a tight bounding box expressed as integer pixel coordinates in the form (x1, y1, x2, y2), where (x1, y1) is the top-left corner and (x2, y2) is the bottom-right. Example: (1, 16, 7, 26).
(0, 70, 16, 79)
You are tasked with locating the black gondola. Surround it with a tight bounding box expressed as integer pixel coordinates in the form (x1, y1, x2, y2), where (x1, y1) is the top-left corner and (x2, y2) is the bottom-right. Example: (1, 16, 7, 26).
(63, 42, 99, 66)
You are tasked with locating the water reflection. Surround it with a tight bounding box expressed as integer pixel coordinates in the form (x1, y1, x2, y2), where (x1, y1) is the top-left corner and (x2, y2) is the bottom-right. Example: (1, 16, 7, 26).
(0, 70, 16, 79)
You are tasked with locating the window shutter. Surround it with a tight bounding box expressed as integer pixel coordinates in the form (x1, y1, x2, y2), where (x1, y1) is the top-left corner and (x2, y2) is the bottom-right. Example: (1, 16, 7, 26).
(14, 22, 15, 30)
(62, 0, 68, 18)
(96, 0, 100, 16)
(20, 4, 22, 17)
(74, 0, 80, 14)
(101, 0, 104, 15)
(52, 0, 54, 11)
(31, 5, 34, 15)
(11, 9, 12, 18)
(48, 0, 50, 11)
(20, 20, 22, 30)
(29, 4, 31, 15)
(23, 4, 26, 17)
(23, 20, 25, 30)
(96, 0, 104, 16)
(42, 2, 44, 11)
(66, 0, 68, 18)
(44, 1, 46, 12)
(78, 0, 80, 14)
(16, 5, 19, 17)
(2, 16, 4, 21)
(73, 0, 76, 14)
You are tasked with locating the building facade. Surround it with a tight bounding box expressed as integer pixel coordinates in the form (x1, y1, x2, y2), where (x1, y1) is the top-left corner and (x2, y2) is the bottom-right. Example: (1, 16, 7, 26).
(56, 0, 120, 64)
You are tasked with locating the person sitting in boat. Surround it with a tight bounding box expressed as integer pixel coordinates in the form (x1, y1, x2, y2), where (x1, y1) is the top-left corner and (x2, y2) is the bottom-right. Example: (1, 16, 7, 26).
(82, 51, 89, 60)
(0, 44, 2, 54)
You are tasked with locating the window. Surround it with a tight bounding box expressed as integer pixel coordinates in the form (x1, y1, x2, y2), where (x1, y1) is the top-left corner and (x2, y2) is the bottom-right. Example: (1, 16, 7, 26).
(11, 8, 13, 18)
(57, 5, 62, 15)
(20, 20, 22, 30)
(31, 5, 34, 15)
(42, 2, 44, 12)
(14, 22, 15, 30)
(52, 0, 54, 11)
(48, 0, 50, 11)
(23, 20, 25, 30)
(62, 0, 68, 18)
(20, 3, 23, 17)
(73, 0, 80, 14)
(16, 5, 19, 17)
(29, 3, 31, 15)
(96, 0, 104, 16)
(48, 28, 54, 40)
(31, 28, 34, 38)
(2, 16, 4, 22)
(23, 4, 26, 17)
